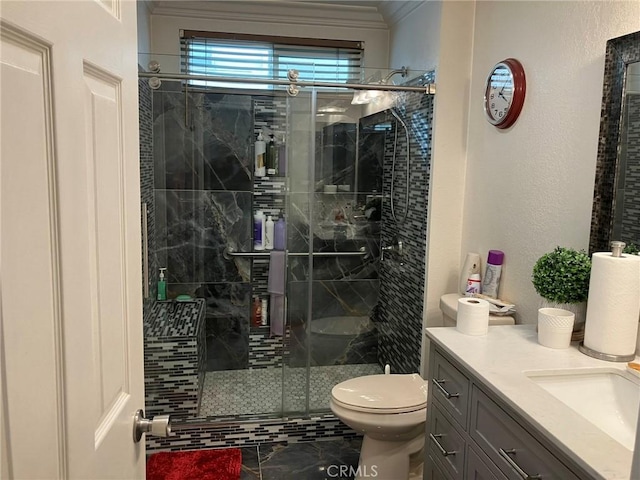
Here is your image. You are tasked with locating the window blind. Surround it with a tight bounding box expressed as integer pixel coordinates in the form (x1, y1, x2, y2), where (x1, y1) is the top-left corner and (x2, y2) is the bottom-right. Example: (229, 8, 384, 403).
(180, 31, 364, 89)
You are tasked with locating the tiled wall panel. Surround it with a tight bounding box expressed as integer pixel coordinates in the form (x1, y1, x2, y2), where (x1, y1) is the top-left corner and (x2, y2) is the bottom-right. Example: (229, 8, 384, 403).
(377, 73, 435, 374)
(146, 414, 358, 452)
(144, 300, 206, 419)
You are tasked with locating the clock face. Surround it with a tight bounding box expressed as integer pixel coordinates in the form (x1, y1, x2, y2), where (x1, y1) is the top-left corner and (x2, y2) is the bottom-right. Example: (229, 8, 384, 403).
(484, 58, 526, 129)
(485, 64, 514, 124)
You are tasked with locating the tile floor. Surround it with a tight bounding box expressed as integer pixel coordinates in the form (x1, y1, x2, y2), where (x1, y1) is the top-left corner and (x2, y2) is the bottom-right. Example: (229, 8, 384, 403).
(199, 363, 382, 417)
(239, 438, 362, 480)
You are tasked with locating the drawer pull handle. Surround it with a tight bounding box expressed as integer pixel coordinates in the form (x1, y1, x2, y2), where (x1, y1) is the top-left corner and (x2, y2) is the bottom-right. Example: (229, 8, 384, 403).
(430, 433, 457, 457)
(432, 378, 460, 398)
(498, 448, 542, 480)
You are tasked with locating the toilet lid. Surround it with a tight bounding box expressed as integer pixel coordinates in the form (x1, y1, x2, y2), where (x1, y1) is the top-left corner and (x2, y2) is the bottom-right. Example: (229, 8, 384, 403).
(331, 373, 428, 413)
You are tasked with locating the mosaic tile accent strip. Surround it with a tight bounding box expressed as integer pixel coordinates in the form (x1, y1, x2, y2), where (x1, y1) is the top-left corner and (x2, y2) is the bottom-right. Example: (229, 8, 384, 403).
(198, 363, 381, 418)
(144, 299, 206, 419)
(248, 331, 285, 369)
(250, 98, 289, 369)
(146, 414, 360, 452)
(617, 93, 640, 246)
(590, 31, 640, 253)
(377, 72, 435, 374)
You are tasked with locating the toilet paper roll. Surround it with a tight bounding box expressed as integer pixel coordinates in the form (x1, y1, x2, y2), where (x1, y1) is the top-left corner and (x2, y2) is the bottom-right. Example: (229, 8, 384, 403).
(456, 297, 490, 336)
(584, 252, 640, 356)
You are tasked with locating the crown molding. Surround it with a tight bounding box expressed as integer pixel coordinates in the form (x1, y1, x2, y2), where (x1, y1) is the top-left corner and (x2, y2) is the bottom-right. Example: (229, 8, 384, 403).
(151, 1, 389, 30)
(377, 0, 423, 26)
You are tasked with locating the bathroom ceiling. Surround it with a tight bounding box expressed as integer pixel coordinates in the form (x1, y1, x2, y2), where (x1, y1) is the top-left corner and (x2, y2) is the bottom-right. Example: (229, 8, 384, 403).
(148, 0, 421, 29)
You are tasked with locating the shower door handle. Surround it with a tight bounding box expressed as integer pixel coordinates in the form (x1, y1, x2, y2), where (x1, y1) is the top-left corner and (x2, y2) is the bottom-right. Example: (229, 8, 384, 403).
(133, 409, 173, 442)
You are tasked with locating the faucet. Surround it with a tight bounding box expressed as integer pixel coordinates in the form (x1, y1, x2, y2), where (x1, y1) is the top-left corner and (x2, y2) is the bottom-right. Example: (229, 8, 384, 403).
(381, 238, 403, 262)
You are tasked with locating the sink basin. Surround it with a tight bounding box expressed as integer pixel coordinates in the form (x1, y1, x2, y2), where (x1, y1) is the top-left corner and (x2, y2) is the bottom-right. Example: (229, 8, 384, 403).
(525, 368, 640, 450)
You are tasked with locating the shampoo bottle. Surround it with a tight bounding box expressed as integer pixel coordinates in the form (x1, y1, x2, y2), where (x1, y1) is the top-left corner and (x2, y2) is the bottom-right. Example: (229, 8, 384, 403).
(274, 215, 286, 251)
(157, 268, 167, 301)
(252, 296, 262, 327)
(267, 134, 278, 176)
(481, 250, 504, 298)
(255, 131, 266, 177)
(254, 210, 265, 251)
(265, 215, 274, 250)
(261, 298, 268, 326)
(278, 135, 287, 175)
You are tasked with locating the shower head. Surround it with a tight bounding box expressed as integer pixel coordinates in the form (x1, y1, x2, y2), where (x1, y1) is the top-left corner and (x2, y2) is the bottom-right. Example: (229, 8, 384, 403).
(351, 66, 409, 105)
(382, 66, 409, 84)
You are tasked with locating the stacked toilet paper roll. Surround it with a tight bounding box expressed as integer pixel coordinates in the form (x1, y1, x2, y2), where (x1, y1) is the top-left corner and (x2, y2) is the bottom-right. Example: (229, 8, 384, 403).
(584, 252, 640, 356)
(457, 297, 490, 336)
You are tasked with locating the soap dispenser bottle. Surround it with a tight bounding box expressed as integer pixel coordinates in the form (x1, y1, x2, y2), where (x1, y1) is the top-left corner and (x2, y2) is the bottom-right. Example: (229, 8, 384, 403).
(157, 268, 167, 301)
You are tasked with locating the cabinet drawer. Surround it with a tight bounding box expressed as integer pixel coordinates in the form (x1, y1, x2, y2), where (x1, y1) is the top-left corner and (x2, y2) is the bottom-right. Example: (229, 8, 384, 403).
(466, 445, 508, 480)
(429, 403, 466, 480)
(432, 351, 470, 428)
(470, 386, 580, 480)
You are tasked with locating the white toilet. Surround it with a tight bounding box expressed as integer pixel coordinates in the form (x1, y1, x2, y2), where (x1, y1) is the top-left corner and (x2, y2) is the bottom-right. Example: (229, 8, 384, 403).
(330, 373, 428, 480)
(329, 295, 513, 480)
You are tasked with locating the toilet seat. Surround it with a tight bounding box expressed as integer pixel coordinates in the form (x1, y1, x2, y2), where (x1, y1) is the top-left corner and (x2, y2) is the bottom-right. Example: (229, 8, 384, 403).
(331, 373, 428, 414)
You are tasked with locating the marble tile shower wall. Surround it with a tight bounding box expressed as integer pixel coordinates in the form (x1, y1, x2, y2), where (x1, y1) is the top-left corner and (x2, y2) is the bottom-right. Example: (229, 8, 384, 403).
(153, 89, 289, 373)
(619, 93, 640, 245)
(377, 73, 435, 374)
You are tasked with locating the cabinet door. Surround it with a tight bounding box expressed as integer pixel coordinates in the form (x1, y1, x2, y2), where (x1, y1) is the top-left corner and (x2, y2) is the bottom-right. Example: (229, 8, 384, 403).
(432, 351, 471, 428)
(470, 386, 581, 480)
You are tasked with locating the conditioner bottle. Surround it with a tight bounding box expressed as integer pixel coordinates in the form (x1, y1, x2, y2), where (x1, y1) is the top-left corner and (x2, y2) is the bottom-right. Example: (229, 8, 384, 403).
(265, 215, 274, 250)
(255, 131, 266, 177)
(274, 215, 286, 251)
(254, 210, 265, 251)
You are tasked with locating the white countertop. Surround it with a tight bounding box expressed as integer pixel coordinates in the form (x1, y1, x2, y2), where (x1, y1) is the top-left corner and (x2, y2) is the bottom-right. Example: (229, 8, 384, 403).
(425, 325, 637, 480)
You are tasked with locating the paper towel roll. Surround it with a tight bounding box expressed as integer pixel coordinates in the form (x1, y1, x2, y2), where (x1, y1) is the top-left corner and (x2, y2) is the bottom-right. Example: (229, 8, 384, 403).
(456, 297, 490, 336)
(584, 252, 640, 356)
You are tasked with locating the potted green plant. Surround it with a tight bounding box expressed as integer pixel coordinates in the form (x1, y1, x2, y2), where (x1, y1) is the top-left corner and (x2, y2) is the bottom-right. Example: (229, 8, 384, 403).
(532, 247, 592, 334)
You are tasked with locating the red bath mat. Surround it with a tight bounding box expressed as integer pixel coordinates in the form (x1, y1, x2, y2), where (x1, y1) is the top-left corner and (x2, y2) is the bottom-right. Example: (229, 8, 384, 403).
(146, 448, 242, 480)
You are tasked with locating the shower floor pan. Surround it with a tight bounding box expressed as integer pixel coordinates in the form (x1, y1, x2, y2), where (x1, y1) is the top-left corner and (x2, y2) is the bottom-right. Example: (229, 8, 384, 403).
(199, 363, 381, 418)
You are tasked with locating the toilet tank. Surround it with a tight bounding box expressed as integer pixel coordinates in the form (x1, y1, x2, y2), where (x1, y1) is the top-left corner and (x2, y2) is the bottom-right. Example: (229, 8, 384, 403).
(440, 293, 515, 326)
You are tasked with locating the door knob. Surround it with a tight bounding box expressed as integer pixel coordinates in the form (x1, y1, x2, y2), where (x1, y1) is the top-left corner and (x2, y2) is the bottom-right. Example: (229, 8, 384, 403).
(133, 409, 172, 443)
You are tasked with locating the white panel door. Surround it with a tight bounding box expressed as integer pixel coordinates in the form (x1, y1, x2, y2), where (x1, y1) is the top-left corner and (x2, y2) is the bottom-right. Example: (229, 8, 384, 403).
(1, 1, 144, 478)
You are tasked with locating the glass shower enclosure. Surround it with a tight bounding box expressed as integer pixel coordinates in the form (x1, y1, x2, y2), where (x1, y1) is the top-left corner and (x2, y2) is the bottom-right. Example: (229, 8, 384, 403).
(138, 55, 432, 424)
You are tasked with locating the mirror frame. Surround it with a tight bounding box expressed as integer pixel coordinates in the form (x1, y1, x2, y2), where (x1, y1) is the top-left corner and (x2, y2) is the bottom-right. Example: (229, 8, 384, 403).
(589, 30, 640, 254)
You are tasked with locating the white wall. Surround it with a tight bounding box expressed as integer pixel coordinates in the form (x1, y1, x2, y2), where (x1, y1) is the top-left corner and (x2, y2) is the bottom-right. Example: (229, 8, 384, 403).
(459, 1, 640, 325)
(388, 1, 442, 73)
(137, 0, 152, 62)
(387, 1, 477, 375)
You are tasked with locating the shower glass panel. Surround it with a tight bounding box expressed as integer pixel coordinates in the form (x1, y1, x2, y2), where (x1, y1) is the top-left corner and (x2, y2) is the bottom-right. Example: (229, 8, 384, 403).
(139, 54, 431, 424)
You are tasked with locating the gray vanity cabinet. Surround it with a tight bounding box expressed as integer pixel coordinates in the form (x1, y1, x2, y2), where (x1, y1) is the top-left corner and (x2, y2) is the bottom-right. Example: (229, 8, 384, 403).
(425, 346, 589, 480)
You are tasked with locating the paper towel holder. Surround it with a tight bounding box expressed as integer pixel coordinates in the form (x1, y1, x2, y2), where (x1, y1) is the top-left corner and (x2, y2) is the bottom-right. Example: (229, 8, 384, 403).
(578, 342, 635, 362)
(578, 240, 635, 362)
